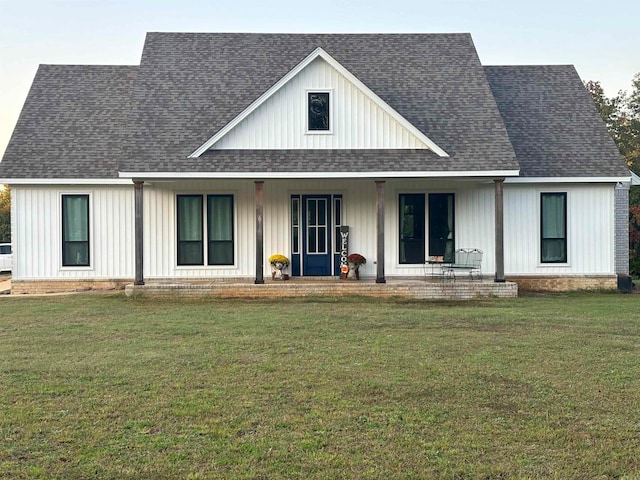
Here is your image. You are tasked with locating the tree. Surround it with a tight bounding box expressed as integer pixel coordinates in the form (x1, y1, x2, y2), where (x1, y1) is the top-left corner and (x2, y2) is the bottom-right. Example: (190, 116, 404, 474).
(586, 73, 640, 276)
(0, 185, 9, 243)
(585, 76, 640, 173)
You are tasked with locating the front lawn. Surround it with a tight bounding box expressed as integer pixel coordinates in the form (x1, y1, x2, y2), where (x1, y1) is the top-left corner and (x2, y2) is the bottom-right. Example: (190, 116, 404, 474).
(0, 293, 638, 479)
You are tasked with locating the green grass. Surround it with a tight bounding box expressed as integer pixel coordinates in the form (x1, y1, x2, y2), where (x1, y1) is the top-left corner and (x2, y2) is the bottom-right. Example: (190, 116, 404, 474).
(0, 293, 639, 479)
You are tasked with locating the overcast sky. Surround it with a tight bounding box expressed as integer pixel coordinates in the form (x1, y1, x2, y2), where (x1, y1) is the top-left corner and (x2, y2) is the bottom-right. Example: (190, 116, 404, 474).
(1, 0, 638, 158)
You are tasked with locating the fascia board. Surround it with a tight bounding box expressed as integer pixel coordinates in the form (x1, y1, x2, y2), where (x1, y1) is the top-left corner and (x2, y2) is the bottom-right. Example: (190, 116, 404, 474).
(505, 176, 631, 184)
(0, 178, 133, 185)
(119, 170, 518, 179)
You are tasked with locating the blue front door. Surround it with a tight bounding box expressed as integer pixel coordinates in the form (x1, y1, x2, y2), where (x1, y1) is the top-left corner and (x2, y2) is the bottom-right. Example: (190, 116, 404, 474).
(302, 195, 332, 276)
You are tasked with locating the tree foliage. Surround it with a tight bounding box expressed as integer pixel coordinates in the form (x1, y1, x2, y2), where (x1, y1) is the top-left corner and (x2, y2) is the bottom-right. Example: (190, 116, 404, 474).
(0, 185, 9, 243)
(585, 75, 640, 174)
(586, 73, 640, 276)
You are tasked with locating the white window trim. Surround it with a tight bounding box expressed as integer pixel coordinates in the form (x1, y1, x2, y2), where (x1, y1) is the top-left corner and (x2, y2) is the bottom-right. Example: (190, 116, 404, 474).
(305, 89, 333, 135)
(59, 191, 94, 271)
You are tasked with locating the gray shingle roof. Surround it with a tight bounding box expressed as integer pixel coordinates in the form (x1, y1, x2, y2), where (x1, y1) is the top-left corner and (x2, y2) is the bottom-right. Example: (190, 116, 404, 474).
(484, 65, 628, 177)
(147, 149, 445, 174)
(119, 32, 518, 174)
(0, 65, 137, 179)
(0, 33, 628, 180)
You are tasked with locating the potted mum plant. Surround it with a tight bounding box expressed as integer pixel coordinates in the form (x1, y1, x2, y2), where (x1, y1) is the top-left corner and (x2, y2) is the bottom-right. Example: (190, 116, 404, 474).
(347, 253, 366, 280)
(268, 254, 290, 280)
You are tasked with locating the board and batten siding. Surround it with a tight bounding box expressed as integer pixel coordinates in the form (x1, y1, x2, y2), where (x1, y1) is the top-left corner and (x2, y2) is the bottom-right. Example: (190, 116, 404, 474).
(211, 57, 428, 150)
(503, 183, 615, 275)
(11, 180, 617, 282)
(11, 185, 134, 280)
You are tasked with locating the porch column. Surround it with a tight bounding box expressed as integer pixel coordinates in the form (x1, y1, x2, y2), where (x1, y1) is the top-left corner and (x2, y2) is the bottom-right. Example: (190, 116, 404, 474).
(494, 178, 505, 282)
(134, 180, 144, 285)
(375, 180, 386, 283)
(255, 181, 265, 284)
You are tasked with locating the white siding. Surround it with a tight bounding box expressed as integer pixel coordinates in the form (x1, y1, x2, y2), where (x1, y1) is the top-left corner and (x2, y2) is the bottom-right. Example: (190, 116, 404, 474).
(504, 184, 614, 275)
(144, 180, 255, 278)
(11, 180, 617, 282)
(212, 58, 428, 150)
(385, 180, 496, 277)
(12, 185, 134, 280)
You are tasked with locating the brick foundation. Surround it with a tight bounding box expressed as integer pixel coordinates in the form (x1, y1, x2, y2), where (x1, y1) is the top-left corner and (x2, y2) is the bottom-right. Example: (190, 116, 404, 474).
(125, 279, 518, 300)
(11, 279, 131, 295)
(506, 275, 617, 292)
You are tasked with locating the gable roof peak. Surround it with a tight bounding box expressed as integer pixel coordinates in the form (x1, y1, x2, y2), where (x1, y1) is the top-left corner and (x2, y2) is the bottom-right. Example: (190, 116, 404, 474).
(189, 45, 449, 157)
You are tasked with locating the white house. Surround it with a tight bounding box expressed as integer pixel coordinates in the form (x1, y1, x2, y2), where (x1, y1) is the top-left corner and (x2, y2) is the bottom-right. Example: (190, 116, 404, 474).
(0, 33, 632, 294)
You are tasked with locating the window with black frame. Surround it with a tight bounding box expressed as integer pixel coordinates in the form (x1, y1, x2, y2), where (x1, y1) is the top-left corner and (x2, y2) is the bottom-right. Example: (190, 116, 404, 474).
(399, 194, 425, 264)
(177, 194, 234, 266)
(62, 194, 90, 267)
(541, 192, 567, 263)
(429, 193, 455, 262)
(308, 92, 330, 131)
(207, 195, 234, 265)
(177, 195, 204, 265)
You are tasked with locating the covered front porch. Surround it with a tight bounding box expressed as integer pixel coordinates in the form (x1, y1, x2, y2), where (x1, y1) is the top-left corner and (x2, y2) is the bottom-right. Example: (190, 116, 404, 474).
(125, 277, 517, 300)
(129, 176, 509, 288)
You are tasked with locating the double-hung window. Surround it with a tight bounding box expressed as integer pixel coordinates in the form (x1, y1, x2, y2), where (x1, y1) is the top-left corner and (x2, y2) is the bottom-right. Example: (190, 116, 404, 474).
(62, 194, 90, 267)
(177, 194, 234, 266)
(540, 192, 567, 263)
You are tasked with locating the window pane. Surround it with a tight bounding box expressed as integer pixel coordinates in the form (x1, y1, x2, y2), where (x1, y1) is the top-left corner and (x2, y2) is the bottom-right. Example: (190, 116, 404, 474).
(308, 92, 330, 131)
(399, 194, 425, 264)
(308, 228, 317, 253)
(178, 241, 203, 265)
(293, 226, 299, 254)
(178, 196, 202, 241)
(542, 239, 566, 263)
(542, 194, 565, 238)
(292, 198, 299, 226)
(63, 242, 89, 267)
(63, 196, 88, 241)
(334, 198, 341, 226)
(62, 195, 89, 266)
(318, 199, 326, 226)
(308, 200, 316, 226)
(209, 241, 233, 265)
(208, 196, 233, 241)
(318, 227, 326, 253)
(177, 196, 203, 265)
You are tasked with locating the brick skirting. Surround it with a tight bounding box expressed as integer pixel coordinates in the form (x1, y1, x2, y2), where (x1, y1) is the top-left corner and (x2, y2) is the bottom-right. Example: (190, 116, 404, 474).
(11, 279, 131, 295)
(125, 279, 518, 300)
(506, 275, 617, 292)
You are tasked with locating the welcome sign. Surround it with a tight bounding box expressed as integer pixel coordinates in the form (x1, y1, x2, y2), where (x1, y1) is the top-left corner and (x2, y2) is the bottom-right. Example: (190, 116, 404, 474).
(340, 226, 349, 278)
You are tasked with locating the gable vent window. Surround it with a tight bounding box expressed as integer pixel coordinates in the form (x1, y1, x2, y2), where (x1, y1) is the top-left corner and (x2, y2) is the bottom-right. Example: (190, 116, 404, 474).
(308, 92, 330, 132)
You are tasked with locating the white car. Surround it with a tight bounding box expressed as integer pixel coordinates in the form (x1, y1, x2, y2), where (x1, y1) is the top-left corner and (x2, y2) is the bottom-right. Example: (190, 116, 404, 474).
(0, 243, 12, 273)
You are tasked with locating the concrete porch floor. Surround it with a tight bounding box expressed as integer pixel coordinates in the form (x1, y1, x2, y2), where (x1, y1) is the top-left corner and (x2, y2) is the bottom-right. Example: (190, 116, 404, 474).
(125, 277, 518, 300)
